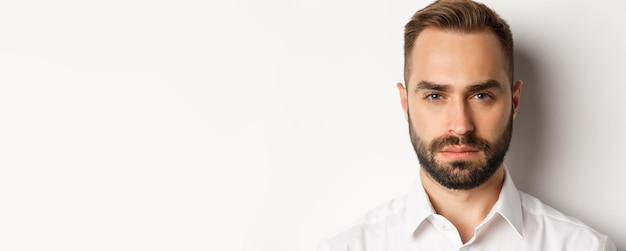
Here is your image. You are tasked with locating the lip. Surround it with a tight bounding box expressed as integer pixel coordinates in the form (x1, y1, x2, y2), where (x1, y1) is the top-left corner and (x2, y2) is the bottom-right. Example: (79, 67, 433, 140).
(438, 146, 481, 160)
(439, 145, 480, 152)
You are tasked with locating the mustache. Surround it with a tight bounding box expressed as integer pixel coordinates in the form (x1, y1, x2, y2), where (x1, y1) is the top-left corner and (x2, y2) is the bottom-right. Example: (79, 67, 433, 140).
(430, 134, 491, 153)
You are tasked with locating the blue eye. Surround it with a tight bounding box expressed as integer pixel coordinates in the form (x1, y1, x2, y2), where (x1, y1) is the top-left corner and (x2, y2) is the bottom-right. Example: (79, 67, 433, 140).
(426, 93, 442, 100)
(474, 93, 490, 100)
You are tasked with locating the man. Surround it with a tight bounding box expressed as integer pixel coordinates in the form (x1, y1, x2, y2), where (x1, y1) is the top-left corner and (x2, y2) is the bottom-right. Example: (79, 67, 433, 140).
(318, 0, 616, 250)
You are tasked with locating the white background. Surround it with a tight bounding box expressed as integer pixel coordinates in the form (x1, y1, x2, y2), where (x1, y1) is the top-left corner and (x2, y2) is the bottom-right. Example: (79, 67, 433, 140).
(0, 0, 624, 250)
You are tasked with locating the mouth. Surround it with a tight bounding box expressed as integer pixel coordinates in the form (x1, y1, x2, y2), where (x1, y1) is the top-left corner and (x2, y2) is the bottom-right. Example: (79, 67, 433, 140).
(437, 145, 481, 160)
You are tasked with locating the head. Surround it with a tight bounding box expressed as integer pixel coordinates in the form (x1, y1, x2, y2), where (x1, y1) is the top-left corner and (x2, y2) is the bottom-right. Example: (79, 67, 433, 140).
(397, 0, 523, 190)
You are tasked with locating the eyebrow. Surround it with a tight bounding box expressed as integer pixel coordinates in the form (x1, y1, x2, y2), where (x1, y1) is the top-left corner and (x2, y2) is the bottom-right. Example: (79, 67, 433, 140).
(415, 81, 450, 92)
(415, 79, 503, 93)
(467, 79, 503, 92)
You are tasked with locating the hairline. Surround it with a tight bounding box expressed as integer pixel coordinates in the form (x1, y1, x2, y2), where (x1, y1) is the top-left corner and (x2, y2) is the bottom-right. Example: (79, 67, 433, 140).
(404, 27, 513, 89)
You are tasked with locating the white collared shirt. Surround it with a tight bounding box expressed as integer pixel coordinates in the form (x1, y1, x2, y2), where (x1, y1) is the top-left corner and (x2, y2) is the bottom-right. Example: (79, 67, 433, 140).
(318, 169, 615, 251)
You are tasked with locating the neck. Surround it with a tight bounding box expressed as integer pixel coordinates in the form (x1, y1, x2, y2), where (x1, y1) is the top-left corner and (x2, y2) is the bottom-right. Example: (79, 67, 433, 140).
(420, 165, 505, 243)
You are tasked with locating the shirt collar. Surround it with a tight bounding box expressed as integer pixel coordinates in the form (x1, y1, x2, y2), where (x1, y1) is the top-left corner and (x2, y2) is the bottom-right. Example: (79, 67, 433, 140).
(490, 167, 524, 237)
(404, 167, 524, 237)
(404, 170, 436, 236)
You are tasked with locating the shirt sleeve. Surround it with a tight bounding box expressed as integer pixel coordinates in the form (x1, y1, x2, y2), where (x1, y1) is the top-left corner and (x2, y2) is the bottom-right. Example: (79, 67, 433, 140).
(317, 237, 353, 251)
(602, 236, 616, 251)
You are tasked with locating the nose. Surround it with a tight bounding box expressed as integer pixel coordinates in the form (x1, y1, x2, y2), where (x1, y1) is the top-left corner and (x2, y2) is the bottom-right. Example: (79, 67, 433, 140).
(447, 99, 475, 136)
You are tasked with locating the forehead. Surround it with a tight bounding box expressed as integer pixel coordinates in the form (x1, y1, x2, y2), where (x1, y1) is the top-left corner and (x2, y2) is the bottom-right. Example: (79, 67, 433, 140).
(409, 28, 509, 89)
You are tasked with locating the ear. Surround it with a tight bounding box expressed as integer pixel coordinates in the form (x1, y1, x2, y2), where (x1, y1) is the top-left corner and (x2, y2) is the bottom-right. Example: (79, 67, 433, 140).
(512, 80, 523, 119)
(396, 82, 408, 121)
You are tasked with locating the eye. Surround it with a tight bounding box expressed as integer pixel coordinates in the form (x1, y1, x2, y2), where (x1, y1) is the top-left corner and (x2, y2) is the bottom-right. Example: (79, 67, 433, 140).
(473, 93, 491, 100)
(426, 93, 442, 100)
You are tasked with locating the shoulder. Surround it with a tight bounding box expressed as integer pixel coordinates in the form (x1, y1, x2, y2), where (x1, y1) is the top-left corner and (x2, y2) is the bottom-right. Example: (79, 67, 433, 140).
(519, 192, 615, 251)
(317, 195, 407, 251)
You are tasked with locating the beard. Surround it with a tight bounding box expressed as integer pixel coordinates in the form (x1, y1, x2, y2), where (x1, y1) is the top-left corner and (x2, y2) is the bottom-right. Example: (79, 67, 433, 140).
(409, 113, 513, 190)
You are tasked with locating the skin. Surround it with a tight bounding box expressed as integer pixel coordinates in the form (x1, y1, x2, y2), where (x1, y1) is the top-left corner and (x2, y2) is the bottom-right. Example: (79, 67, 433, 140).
(396, 28, 523, 243)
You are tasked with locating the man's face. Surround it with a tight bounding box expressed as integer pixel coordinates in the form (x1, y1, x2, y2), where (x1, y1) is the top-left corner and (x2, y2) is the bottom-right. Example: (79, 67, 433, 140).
(398, 28, 522, 190)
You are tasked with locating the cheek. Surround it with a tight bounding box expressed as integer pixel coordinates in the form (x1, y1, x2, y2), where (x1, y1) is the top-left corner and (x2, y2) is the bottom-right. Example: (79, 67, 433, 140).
(475, 105, 511, 139)
(408, 104, 443, 138)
